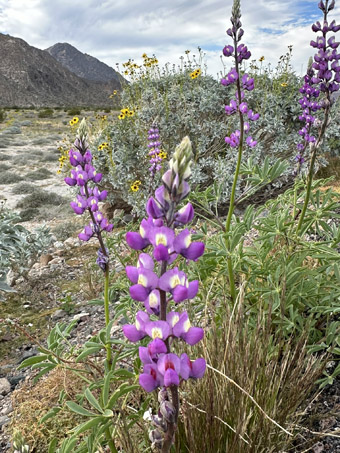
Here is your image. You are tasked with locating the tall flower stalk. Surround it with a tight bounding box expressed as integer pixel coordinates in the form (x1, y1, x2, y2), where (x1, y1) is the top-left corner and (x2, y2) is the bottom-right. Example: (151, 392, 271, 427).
(64, 119, 113, 363)
(221, 0, 259, 302)
(124, 137, 206, 452)
(296, 0, 339, 234)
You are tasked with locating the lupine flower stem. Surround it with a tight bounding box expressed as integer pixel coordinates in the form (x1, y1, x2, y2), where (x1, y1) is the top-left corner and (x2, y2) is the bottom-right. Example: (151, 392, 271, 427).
(296, 99, 331, 234)
(296, 0, 338, 234)
(224, 16, 245, 304)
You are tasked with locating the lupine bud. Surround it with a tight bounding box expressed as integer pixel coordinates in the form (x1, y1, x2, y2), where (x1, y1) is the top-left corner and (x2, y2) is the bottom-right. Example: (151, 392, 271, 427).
(160, 401, 176, 423)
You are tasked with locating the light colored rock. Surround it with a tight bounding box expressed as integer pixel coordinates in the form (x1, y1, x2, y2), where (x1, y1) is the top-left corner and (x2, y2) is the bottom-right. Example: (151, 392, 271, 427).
(40, 254, 53, 265)
(73, 312, 90, 321)
(0, 378, 11, 396)
(64, 237, 79, 248)
(49, 258, 63, 265)
(51, 309, 66, 321)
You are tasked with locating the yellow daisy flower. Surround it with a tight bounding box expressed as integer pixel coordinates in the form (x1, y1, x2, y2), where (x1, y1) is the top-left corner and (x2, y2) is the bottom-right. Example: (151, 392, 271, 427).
(72, 116, 79, 124)
(127, 110, 135, 117)
(118, 113, 125, 120)
(130, 180, 141, 192)
(259, 56, 265, 62)
(281, 82, 288, 87)
(69, 119, 75, 126)
(158, 151, 167, 159)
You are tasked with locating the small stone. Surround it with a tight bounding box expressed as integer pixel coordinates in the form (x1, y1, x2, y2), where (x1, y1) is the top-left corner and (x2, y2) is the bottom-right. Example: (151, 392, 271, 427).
(54, 241, 64, 249)
(312, 442, 324, 453)
(113, 209, 124, 218)
(51, 309, 66, 321)
(0, 378, 11, 396)
(0, 415, 10, 427)
(1, 402, 12, 415)
(123, 214, 133, 223)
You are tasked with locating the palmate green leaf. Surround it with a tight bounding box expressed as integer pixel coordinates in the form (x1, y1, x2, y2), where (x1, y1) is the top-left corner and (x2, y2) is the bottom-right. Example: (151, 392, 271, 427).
(66, 401, 97, 417)
(84, 388, 103, 413)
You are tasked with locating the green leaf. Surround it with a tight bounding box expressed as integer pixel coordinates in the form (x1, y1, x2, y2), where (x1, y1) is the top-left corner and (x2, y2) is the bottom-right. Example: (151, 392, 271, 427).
(107, 384, 139, 410)
(48, 438, 58, 453)
(76, 347, 102, 362)
(84, 388, 103, 413)
(72, 416, 104, 436)
(113, 369, 135, 379)
(66, 401, 97, 417)
(33, 364, 56, 383)
(18, 354, 48, 369)
(102, 371, 113, 407)
(39, 407, 61, 424)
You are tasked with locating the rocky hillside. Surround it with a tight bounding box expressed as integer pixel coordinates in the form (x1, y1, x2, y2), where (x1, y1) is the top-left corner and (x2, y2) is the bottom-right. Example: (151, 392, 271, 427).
(0, 33, 120, 108)
(46, 42, 124, 85)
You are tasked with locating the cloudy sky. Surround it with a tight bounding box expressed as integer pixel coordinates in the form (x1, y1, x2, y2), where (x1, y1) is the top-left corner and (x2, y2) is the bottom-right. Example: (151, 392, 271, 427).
(0, 0, 339, 79)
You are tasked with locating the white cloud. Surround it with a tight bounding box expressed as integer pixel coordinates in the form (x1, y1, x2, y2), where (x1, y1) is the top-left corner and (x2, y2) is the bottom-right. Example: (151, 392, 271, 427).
(0, 0, 339, 79)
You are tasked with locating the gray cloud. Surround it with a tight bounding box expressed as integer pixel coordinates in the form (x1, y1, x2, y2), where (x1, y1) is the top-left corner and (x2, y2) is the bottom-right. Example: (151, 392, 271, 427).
(0, 0, 338, 78)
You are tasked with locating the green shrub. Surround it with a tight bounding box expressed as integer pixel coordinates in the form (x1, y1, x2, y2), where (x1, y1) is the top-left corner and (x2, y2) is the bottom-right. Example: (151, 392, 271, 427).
(0, 109, 6, 123)
(67, 108, 81, 116)
(38, 108, 54, 119)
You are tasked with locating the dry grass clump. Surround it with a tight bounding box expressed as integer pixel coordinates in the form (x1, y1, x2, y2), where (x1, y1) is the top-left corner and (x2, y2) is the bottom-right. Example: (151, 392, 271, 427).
(176, 287, 326, 453)
(8, 366, 85, 452)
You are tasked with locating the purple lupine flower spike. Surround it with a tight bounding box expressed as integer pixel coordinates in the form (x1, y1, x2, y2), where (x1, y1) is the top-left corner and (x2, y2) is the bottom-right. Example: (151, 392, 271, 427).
(124, 136, 205, 448)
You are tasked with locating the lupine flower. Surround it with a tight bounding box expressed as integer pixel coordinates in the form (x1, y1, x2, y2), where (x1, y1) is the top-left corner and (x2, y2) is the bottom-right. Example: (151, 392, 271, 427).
(221, 11, 259, 151)
(296, 0, 340, 170)
(64, 119, 113, 271)
(124, 137, 205, 449)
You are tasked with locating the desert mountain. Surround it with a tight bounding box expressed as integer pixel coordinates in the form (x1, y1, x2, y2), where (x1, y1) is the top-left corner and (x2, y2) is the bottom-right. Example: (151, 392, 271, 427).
(0, 33, 121, 108)
(46, 42, 124, 85)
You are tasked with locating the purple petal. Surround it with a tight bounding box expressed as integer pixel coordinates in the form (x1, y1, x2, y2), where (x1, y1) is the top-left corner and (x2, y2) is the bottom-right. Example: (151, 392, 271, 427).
(139, 347, 152, 364)
(129, 284, 149, 301)
(148, 338, 167, 355)
(191, 358, 206, 379)
(145, 321, 171, 340)
(125, 266, 139, 283)
(139, 373, 159, 392)
(183, 327, 204, 345)
(138, 253, 154, 270)
(187, 280, 199, 299)
(164, 369, 179, 387)
(64, 177, 76, 186)
(172, 285, 188, 303)
(126, 232, 149, 250)
(153, 244, 170, 262)
(146, 198, 164, 219)
(123, 324, 146, 342)
(183, 242, 205, 260)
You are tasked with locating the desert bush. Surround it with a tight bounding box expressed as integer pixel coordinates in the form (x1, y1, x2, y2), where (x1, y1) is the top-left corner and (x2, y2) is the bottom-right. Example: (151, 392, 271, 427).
(0, 153, 11, 160)
(26, 168, 53, 180)
(16, 190, 64, 209)
(12, 182, 39, 195)
(38, 108, 54, 118)
(0, 109, 6, 123)
(1, 172, 23, 184)
(67, 108, 82, 116)
(0, 163, 11, 171)
(0, 208, 52, 294)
